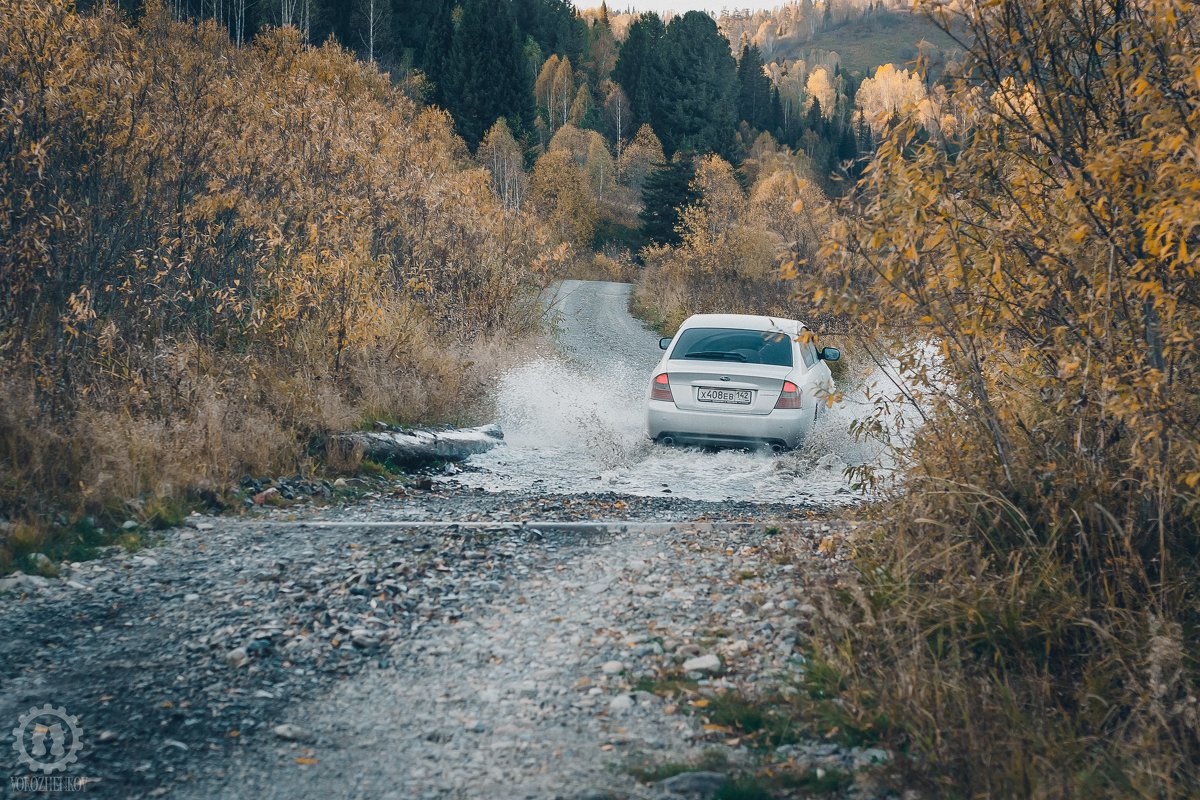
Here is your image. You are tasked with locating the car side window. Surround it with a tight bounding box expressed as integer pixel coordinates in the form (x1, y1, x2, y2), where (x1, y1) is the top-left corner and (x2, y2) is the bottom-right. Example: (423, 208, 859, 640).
(800, 340, 817, 368)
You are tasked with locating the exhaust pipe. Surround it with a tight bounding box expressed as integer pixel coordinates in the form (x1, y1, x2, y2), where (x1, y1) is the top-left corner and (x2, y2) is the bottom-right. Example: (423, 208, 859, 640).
(770, 443, 785, 454)
(660, 436, 675, 446)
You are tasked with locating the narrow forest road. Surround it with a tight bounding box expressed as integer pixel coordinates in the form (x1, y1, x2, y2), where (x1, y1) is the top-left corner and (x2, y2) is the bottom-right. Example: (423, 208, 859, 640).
(2, 282, 879, 799)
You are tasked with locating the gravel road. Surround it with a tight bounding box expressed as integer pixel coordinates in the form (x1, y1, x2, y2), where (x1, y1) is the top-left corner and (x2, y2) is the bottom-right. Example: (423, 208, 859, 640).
(1, 281, 883, 799)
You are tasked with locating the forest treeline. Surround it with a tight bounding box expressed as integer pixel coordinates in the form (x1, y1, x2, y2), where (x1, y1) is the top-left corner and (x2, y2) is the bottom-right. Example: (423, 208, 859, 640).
(92, 0, 903, 184)
(75, 0, 946, 276)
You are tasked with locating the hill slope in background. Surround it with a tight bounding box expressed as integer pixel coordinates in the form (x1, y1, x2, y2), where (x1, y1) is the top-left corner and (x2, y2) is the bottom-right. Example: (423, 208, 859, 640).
(796, 10, 962, 76)
(719, 5, 963, 78)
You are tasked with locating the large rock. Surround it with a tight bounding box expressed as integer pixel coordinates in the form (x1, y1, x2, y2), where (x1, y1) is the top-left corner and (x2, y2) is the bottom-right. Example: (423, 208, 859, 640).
(608, 694, 634, 713)
(0, 574, 48, 593)
(331, 424, 504, 467)
(681, 654, 721, 674)
(272, 724, 314, 743)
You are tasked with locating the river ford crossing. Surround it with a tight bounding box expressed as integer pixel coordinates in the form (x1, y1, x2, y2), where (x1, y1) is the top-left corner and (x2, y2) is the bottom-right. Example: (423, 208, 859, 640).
(1, 281, 899, 799)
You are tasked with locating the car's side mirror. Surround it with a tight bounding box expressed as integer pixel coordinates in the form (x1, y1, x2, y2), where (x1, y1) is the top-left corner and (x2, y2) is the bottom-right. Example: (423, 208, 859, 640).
(819, 347, 841, 362)
(659, 337, 672, 351)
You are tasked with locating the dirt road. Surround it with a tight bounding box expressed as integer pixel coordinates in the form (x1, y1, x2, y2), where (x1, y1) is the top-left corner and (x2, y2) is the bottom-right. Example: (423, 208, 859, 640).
(2, 282, 875, 799)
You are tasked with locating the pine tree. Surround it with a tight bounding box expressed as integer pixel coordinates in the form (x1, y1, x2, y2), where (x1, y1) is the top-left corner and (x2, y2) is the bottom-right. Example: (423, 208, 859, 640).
(807, 96, 824, 137)
(652, 12, 738, 159)
(837, 123, 857, 164)
(639, 155, 698, 247)
(770, 86, 784, 135)
(613, 12, 665, 131)
(855, 113, 873, 155)
(446, 0, 535, 148)
(422, 0, 455, 107)
(513, 0, 586, 65)
(736, 43, 772, 132)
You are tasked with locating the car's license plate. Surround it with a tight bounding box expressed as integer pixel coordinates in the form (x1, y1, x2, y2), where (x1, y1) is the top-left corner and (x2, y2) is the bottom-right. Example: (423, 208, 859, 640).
(697, 387, 753, 405)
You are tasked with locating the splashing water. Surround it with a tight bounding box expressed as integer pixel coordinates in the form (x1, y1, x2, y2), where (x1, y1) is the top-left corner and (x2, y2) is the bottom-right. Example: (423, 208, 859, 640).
(448, 281, 912, 506)
(453, 354, 875, 504)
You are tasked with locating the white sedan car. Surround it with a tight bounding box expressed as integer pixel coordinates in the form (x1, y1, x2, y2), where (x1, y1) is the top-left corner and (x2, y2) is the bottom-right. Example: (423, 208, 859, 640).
(646, 313, 839, 451)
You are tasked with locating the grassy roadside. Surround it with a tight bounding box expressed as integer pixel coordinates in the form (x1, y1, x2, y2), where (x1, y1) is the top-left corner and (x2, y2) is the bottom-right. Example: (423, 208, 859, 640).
(0, 332, 540, 575)
(628, 0, 1200, 789)
(0, 448, 456, 575)
(0, 2, 551, 574)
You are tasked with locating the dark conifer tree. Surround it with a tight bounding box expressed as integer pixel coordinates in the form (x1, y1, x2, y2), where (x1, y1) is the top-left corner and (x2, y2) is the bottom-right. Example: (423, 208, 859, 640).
(446, 0, 534, 148)
(856, 114, 874, 154)
(652, 12, 737, 158)
(392, 0, 443, 65)
(837, 123, 858, 164)
(639, 155, 699, 247)
(736, 43, 772, 131)
(770, 86, 785, 135)
(613, 12, 665, 130)
(806, 96, 825, 137)
(422, 0, 455, 107)
(513, 0, 586, 64)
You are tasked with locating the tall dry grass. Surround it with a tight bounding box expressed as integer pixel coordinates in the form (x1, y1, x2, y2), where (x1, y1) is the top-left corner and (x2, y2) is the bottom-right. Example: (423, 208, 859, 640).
(0, 0, 555, 568)
(791, 0, 1200, 795)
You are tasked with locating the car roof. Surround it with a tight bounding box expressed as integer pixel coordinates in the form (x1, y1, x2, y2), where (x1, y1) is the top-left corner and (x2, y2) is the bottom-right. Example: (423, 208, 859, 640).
(677, 313, 807, 335)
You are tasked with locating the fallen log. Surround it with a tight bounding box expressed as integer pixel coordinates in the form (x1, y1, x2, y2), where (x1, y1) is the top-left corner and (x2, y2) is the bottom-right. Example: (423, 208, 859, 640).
(331, 424, 504, 468)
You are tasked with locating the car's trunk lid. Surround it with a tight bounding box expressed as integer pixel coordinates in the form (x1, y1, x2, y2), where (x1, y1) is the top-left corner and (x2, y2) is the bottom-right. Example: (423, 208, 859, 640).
(665, 361, 791, 415)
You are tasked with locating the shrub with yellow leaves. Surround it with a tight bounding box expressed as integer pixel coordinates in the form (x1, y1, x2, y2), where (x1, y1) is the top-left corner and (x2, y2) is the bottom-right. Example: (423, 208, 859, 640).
(633, 150, 833, 333)
(0, 0, 555, 560)
(792, 0, 1200, 794)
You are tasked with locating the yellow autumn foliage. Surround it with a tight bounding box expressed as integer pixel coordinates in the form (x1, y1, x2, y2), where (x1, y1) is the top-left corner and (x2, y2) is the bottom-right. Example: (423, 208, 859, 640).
(0, 0, 554, 541)
(530, 149, 597, 250)
(634, 151, 832, 332)
(795, 0, 1200, 794)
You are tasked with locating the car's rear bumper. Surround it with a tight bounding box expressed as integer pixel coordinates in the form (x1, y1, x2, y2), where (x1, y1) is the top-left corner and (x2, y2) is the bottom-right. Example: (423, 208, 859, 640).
(646, 400, 810, 449)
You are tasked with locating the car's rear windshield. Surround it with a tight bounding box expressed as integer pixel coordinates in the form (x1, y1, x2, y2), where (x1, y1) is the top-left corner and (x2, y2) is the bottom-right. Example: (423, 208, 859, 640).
(669, 327, 793, 367)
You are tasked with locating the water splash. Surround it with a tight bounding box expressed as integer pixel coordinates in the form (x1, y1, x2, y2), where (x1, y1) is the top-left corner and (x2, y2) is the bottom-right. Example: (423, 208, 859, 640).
(446, 280, 924, 506)
(449, 354, 883, 506)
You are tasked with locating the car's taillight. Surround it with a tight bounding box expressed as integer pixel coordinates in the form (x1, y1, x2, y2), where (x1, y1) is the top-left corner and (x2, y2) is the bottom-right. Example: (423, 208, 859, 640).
(774, 380, 802, 409)
(650, 373, 674, 402)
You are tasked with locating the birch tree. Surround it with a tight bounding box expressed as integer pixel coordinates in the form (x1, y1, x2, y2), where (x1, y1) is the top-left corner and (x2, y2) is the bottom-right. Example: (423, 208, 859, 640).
(355, 0, 392, 63)
(601, 82, 629, 178)
(478, 119, 527, 211)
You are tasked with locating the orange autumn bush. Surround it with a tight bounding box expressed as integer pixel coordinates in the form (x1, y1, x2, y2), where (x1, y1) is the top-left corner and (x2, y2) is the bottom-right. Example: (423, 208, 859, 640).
(792, 0, 1200, 794)
(0, 0, 557, 565)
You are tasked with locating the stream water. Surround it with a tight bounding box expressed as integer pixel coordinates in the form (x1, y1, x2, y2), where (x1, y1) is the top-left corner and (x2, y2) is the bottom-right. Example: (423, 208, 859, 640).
(448, 280, 900, 506)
